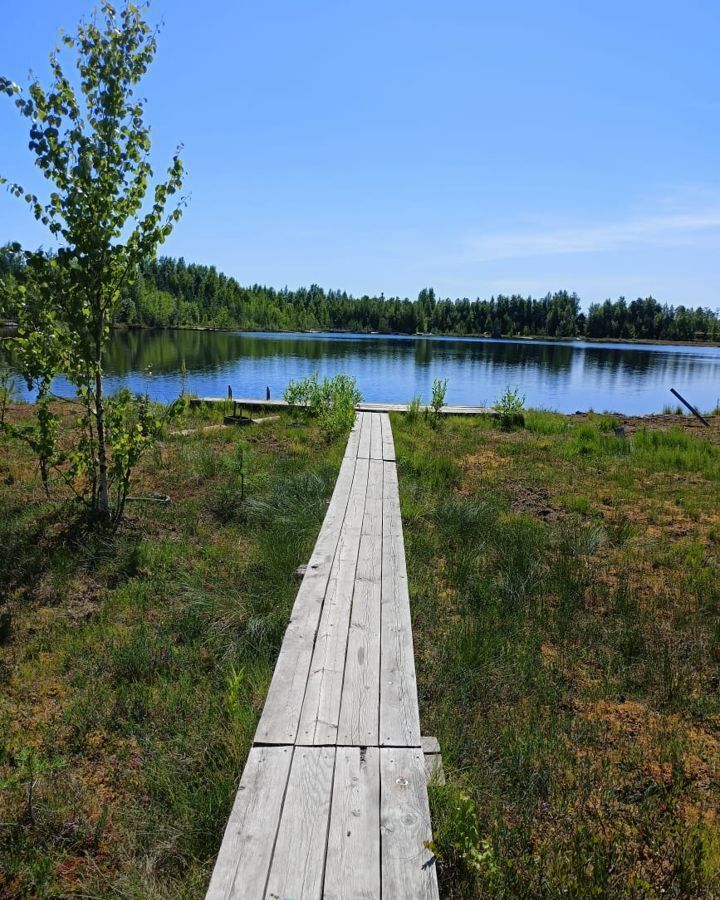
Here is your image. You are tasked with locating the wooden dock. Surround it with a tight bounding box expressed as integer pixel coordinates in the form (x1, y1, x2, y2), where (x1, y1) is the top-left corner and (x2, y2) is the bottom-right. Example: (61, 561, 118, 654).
(206, 411, 439, 900)
(191, 396, 494, 415)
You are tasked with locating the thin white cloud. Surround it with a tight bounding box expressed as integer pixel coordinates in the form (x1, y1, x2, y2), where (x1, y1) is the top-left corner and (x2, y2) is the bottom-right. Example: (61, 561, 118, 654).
(462, 210, 720, 262)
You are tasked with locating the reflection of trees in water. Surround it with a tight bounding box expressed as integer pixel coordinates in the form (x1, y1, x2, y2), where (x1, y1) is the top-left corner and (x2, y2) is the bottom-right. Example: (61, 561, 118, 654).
(7, 328, 720, 411)
(95, 331, 720, 387)
(581, 346, 719, 381)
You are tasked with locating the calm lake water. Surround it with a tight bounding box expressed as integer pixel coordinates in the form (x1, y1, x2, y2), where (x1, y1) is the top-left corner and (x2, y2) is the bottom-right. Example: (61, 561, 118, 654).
(3, 328, 720, 414)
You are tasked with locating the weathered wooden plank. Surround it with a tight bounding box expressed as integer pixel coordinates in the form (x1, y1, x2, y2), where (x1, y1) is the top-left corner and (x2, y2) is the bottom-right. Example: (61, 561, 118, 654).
(380, 412, 396, 461)
(337, 458, 383, 745)
(380, 461, 421, 747)
(357, 402, 495, 415)
(264, 747, 335, 900)
(343, 412, 361, 460)
(357, 411, 371, 459)
(190, 397, 496, 415)
(369, 411, 383, 460)
(380, 748, 439, 899)
(205, 746, 292, 900)
(298, 457, 369, 744)
(324, 746, 381, 900)
(255, 454, 358, 744)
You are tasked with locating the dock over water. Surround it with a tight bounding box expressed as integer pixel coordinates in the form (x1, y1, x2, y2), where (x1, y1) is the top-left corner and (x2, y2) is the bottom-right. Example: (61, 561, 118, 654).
(206, 411, 439, 899)
(191, 396, 494, 415)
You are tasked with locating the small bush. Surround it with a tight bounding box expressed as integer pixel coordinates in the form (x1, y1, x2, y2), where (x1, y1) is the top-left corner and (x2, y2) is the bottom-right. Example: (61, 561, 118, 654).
(494, 386, 526, 429)
(429, 378, 448, 428)
(284, 372, 361, 438)
(427, 781, 499, 886)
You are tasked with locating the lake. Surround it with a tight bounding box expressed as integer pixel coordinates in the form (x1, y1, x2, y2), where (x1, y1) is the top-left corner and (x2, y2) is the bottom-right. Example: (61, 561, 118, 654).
(3, 328, 720, 414)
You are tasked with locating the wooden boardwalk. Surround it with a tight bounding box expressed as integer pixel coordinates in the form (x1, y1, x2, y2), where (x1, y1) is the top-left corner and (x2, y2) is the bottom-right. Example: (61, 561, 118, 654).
(191, 396, 494, 416)
(206, 411, 439, 900)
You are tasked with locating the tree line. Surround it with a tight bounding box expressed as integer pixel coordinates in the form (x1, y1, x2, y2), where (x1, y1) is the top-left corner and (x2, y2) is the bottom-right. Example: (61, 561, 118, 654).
(3, 248, 719, 341)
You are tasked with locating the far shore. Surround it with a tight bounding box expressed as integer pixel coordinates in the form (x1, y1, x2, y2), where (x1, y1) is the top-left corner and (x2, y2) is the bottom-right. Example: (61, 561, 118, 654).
(3, 320, 719, 347)
(107, 322, 720, 349)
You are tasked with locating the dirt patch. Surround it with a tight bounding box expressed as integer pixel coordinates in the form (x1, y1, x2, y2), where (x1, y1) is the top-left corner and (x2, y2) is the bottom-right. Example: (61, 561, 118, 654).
(510, 484, 562, 521)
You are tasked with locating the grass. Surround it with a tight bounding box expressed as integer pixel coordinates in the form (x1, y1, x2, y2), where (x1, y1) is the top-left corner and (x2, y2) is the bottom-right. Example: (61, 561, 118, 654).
(0, 401, 345, 898)
(394, 410, 720, 898)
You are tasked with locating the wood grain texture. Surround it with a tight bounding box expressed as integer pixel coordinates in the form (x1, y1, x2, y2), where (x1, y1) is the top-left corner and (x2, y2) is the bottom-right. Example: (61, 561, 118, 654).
(205, 746, 292, 900)
(380, 461, 421, 746)
(255, 454, 357, 744)
(380, 748, 439, 900)
(192, 398, 495, 415)
(343, 412, 361, 460)
(380, 412, 396, 461)
(357, 411, 371, 459)
(264, 747, 335, 900)
(297, 457, 369, 744)
(324, 746, 381, 899)
(369, 410, 383, 459)
(337, 459, 383, 745)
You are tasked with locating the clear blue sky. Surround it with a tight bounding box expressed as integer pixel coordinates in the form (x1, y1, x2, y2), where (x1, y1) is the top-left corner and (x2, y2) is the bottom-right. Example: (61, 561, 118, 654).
(1, 1, 719, 308)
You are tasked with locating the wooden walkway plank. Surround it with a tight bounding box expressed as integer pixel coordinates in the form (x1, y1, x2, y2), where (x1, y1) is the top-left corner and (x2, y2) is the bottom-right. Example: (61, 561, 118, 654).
(255, 454, 358, 744)
(380, 747, 439, 899)
(298, 457, 369, 745)
(324, 746, 381, 900)
(264, 747, 335, 900)
(191, 397, 495, 416)
(205, 746, 293, 900)
(343, 412, 362, 460)
(357, 411, 371, 459)
(380, 412, 396, 461)
(369, 410, 383, 460)
(380, 461, 421, 747)
(337, 458, 383, 746)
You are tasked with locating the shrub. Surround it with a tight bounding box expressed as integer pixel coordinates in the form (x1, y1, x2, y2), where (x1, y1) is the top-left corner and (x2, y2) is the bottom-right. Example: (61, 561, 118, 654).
(494, 386, 526, 428)
(283, 372, 361, 438)
(429, 378, 448, 428)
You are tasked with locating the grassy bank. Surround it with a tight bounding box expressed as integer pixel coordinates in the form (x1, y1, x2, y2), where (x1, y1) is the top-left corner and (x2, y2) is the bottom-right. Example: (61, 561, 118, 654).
(394, 411, 720, 897)
(0, 403, 345, 898)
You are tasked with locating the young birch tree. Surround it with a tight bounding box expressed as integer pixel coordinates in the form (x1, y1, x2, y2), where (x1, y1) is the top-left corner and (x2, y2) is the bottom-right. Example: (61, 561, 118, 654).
(0, 2, 185, 522)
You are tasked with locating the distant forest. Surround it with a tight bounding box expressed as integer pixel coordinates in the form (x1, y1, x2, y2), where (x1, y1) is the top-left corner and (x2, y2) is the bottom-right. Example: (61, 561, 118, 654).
(2, 247, 719, 341)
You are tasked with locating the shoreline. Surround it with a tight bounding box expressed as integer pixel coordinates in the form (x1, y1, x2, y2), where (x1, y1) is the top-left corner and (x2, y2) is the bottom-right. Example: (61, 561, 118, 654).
(106, 324, 720, 348)
(4, 321, 719, 348)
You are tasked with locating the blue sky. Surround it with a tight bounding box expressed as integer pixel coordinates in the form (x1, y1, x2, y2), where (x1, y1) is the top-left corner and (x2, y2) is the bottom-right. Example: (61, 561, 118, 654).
(1, 0, 719, 308)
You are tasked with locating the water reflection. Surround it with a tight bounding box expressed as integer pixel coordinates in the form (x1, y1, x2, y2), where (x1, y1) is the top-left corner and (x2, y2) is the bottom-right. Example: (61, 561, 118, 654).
(2, 328, 719, 414)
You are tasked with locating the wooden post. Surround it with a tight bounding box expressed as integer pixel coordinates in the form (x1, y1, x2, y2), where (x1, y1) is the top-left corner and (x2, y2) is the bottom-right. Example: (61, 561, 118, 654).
(670, 388, 710, 427)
